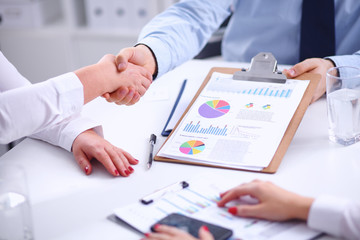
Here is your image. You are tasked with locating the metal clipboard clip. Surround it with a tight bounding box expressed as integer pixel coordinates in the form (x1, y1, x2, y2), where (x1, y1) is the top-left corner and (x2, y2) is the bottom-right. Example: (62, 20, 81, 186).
(233, 52, 287, 84)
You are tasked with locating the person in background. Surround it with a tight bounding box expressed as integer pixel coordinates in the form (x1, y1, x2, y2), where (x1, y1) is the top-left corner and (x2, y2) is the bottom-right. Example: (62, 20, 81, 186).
(145, 180, 360, 240)
(0, 52, 152, 177)
(106, 0, 360, 105)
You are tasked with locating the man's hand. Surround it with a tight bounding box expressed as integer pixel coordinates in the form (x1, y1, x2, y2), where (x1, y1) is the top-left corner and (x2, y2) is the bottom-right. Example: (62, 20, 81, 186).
(283, 58, 335, 103)
(116, 45, 156, 74)
(217, 180, 314, 221)
(72, 129, 139, 177)
(102, 45, 157, 105)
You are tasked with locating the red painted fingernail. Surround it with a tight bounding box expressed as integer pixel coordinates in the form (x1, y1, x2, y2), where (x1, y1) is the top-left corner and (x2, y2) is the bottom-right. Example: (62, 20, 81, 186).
(144, 233, 150, 237)
(114, 169, 119, 176)
(84, 166, 89, 174)
(125, 170, 130, 175)
(154, 224, 161, 230)
(228, 207, 237, 215)
(202, 225, 209, 232)
(128, 166, 134, 172)
(135, 159, 139, 163)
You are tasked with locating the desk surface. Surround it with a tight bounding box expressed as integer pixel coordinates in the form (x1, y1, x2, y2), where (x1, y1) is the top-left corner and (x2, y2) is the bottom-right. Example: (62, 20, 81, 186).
(1, 60, 360, 240)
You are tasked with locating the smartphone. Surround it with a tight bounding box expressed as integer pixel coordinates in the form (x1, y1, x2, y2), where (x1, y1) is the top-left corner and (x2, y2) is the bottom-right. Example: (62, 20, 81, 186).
(151, 213, 233, 240)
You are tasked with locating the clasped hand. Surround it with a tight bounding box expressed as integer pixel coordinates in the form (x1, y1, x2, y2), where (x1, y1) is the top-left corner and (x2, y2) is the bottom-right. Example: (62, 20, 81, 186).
(98, 54, 153, 105)
(102, 45, 157, 105)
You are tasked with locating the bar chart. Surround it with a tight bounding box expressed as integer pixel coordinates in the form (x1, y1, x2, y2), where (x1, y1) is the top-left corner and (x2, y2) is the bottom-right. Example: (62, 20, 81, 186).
(240, 87, 293, 98)
(183, 121, 228, 136)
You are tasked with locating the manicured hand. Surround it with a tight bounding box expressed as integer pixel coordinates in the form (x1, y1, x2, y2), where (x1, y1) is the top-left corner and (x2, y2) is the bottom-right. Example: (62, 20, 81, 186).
(72, 129, 139, 177)
(144, 224, 214, 240)
(283, 58, 335, 103)
(217, 180, 314, 221)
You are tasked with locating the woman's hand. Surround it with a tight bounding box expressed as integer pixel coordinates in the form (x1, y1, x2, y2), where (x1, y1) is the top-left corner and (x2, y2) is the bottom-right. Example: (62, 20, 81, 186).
(72, 129, 138, 177)
(217, 180, 314, 221)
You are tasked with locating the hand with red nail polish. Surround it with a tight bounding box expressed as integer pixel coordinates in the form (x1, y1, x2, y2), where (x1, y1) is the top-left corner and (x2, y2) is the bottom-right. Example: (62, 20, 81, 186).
(217, 180, 314, 221)
(72, 129, 138, 177)
(143, 224, 214, 240)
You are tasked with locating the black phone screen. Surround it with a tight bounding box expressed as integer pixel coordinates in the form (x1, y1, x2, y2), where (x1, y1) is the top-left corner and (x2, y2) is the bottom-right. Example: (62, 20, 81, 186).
(151, 213, 233, 240)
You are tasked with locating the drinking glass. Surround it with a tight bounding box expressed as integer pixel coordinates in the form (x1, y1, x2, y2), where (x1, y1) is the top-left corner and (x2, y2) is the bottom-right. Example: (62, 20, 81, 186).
(326, 66, 360, 145)
(0, 164, 33, 240)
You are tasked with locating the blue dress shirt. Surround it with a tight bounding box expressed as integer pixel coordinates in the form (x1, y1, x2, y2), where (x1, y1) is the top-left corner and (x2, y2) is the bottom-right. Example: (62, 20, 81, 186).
(138, 0, 360, 78)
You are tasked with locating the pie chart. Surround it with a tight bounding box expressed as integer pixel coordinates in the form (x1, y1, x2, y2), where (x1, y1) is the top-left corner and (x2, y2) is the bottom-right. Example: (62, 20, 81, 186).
(179, 140, 205, 155)
(198, 100, 230, 118)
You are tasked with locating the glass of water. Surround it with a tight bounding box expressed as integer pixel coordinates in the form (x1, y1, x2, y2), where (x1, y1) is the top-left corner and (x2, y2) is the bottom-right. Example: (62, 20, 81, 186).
(0, 164, 33, 240)
(326, 66, 360, 145)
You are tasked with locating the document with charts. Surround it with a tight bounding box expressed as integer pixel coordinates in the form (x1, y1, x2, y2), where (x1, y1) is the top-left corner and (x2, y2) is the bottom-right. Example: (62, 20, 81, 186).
(157, 72, 310, 171)
(113, 175, 320, 239)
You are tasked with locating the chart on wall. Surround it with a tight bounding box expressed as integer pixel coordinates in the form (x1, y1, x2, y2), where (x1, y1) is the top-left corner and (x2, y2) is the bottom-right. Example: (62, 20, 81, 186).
(198, 100, 230, 118)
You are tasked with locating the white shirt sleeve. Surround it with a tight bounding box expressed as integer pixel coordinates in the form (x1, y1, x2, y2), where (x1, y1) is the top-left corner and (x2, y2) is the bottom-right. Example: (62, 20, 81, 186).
(0, 52, 84, 144)
(308, 195, 360, 240)
(29, 113, 103, 152)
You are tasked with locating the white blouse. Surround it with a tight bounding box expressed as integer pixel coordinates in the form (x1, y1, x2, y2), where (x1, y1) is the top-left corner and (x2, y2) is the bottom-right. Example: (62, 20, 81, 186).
(308, 195, 360, 240)
(0, 51, 102, 151)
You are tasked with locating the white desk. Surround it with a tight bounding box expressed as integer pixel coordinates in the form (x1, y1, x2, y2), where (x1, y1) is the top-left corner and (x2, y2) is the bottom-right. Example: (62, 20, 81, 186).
(1, 60, 360, 240)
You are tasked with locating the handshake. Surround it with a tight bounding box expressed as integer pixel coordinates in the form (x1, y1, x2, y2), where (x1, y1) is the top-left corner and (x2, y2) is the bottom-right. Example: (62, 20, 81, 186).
(74, 45, 156, 105)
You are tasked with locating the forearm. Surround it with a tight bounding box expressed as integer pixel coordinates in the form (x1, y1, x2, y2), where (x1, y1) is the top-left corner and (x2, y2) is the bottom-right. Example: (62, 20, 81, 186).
(29, 113, 103, 152)
(138, 0, 232, 78)
(0, 73, 83, 144)
(74, 63, 108, 104)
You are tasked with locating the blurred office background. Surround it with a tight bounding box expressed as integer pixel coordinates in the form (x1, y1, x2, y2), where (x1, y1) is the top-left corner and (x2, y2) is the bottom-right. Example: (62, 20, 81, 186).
(0, 0, 174, 156)
(0, 0, 227, 156)
(0, 0, 179, 83)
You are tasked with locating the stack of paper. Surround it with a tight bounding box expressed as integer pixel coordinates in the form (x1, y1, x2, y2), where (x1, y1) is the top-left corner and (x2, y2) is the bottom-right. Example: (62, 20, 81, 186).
(157, 72, 309, 171)
(114, 175, 320, 239)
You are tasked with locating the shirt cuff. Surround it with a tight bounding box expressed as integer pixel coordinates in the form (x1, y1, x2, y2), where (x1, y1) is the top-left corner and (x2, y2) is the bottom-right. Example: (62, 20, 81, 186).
(58, 116, 103, 152)
(307, 195, 349, 238)
(327, 54, 360, 78)
(50, 72, 84, 117)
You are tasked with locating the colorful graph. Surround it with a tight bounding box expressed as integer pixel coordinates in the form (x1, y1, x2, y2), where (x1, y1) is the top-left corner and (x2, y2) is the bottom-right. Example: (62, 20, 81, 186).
(262, 104, 271, 110)
(245, 103, 254, 108)
(198, 100, 230, 118)
(183, 121, 228, 136)
(179, 140, 205, 155)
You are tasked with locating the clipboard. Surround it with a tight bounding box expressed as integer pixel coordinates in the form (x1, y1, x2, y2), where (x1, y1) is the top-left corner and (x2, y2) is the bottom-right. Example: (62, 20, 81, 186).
(155, 52, 320, 173)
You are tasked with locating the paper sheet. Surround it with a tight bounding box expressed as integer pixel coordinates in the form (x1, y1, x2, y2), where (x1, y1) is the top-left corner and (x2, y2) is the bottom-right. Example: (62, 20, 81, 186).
(158, 72, 309, 170)
(114, 175, 320, 239)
